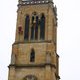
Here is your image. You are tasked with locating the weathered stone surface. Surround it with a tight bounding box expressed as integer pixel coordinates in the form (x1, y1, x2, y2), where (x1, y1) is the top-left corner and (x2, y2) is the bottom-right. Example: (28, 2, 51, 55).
(8, 1, 59, 80)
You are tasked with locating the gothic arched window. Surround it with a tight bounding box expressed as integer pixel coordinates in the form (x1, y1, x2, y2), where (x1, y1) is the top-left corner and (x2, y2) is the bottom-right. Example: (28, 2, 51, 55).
(31, 16, 35, 40)
(40, 14, 45, 40)
(31, 14, 39, 40)
(24, 15, 30, 40)
(35, 16, 38, 40)
(30, 49, 35, 62)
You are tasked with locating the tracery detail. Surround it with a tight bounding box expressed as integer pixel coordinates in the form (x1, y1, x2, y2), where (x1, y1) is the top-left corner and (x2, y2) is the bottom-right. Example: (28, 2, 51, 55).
(24, 13, 45, 41)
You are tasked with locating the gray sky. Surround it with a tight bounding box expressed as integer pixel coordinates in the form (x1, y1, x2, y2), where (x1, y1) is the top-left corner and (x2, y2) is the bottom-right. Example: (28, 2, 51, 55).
(0, 0, 80, 80)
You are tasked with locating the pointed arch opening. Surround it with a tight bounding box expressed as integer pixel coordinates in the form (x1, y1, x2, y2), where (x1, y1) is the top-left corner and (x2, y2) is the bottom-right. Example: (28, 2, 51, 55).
(31, 16, 35, 40)
(31, 13, 39, 40)
(30, 49, 35, 62)
(24, 15, 30, 40)
(40, 13, 45, 40)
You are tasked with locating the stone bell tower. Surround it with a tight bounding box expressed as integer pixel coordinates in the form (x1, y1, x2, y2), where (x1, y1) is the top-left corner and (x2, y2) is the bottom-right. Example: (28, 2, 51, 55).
(8, 0, 60, 80)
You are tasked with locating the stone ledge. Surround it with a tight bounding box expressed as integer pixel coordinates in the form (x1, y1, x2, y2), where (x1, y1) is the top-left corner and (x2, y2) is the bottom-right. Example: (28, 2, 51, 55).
(8, 63, 56, 69)
(13, 40, 52, 45)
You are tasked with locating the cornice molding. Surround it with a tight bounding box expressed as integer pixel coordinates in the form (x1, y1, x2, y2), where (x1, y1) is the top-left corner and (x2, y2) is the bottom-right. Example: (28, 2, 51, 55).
(13, 40, 52, 45)
(18, 0, 53, 6)
(8, 63, 56, 69)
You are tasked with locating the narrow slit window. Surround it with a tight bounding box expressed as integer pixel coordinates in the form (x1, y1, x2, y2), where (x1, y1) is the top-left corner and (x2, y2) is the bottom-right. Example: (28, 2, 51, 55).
(40, 14, 45, 40)
(35, 16, 38, 40)
(24, 15, 30, 40)
(30, 49, 35, 62)
(31, 16, 35, 40)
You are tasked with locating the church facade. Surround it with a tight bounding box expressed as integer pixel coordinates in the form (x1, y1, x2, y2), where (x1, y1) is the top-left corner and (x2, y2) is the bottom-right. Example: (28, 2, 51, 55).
(8, 0, 60, 80)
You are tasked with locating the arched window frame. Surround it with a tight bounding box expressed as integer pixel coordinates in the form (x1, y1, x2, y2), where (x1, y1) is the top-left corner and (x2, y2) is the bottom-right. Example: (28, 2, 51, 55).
(31, 12, 39, 40)
(30, 49, 35, 62)
(40, 13, 45, 40)
(24, 15, 30, 40)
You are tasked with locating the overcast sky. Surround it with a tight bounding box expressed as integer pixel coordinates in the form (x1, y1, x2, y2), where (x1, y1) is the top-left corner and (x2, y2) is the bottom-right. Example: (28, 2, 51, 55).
(0, 0, 80, 80)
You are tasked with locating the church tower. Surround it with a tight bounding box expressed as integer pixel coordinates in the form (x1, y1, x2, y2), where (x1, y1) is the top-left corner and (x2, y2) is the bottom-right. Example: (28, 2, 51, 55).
(8, 0, 60, 80)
